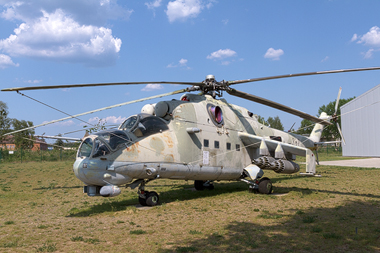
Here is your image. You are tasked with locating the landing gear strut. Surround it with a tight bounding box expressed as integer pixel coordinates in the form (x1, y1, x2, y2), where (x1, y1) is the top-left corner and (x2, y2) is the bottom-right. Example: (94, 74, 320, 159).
(194, 180, 214, 191)
(128, 178, 160, 207)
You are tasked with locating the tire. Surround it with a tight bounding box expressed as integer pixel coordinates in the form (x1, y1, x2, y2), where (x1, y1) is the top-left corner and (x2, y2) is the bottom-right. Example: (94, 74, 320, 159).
(146, 191, 159, 206)
(258, 177, 273, 194)
(139, 196, 147, 206)
(194, 180, 205, 191)
(138, 191, 149, 206)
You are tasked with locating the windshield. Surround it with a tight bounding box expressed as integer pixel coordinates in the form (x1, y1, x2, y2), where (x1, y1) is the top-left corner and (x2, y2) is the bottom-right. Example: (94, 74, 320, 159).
(92, 138, 110, 158)
(94, 130, 132, 150)
(77, 130, 132, 158)
(78, 138, 93, 158)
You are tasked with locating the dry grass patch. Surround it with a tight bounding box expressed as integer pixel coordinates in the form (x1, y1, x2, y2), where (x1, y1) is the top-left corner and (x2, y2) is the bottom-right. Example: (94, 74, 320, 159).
(0, 159, 379, 252)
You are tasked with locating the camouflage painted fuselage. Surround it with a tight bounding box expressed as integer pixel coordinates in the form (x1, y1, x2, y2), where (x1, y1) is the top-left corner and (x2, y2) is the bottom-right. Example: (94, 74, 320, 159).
(73, 93, 318, 187)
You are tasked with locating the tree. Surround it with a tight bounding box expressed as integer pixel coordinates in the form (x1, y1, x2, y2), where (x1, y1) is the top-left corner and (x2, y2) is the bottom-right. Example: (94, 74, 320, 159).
(12, 119, 35, 149)
(0, 101, 11, 143)
(296, 119, 314, 135)
(256, 115, 267, 125)
(267, 116, 284, 131)
(318, 97, 354, 141)
(54, 135, 64, 149)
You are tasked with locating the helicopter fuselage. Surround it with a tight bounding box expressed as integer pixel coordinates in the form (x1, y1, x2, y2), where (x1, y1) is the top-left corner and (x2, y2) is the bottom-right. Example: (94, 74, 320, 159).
(73, 93, 319, 196)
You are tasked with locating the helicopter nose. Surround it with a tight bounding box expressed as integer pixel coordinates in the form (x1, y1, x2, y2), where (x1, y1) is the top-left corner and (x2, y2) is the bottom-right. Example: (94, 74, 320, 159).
(73, 159, 87, 183)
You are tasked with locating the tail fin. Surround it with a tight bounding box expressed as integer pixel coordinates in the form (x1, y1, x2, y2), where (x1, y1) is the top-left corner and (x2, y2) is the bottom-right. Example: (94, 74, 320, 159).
(309, 112, 329, 143)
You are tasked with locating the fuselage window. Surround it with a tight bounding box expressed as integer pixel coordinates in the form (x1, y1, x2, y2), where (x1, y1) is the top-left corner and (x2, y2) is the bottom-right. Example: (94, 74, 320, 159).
(236, 144, 240, 151)
(204, 139, 209, 148)
(214, 141, 220, 149)
(226, 142, 231, 150)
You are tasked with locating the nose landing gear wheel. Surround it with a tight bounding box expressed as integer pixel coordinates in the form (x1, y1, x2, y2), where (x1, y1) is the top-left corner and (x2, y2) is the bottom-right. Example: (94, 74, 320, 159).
(139, 191, 160, 206)
(146, 191, 159, 206)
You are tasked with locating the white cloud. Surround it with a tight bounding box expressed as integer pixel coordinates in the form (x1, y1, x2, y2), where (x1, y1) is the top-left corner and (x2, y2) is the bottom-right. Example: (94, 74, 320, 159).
(351, 34, 358, 42)
(0, 0, 132, 26)
(88, 116, 126, 125)
(353, 26, 380, 59)
(179, 58, 188, 65)
(0, 9, 122, 67)
(207, 49, 237, 60)
(264, 48, 284, 60)
(358, 26, 380, 46)
(104, 116, 127, 124)
(167, 58, 189, 68)
(145, 0, 162, 9)
(0, 54, 19, 69)
(363, 48, 375, 59)
(166, 0, 203, 22)
(321, 56, 329, 62)
(25, 79, 42, 84)
(141, 83, 164, 91)
(42, 119, 75, 126)
(0, 1, 129, 67)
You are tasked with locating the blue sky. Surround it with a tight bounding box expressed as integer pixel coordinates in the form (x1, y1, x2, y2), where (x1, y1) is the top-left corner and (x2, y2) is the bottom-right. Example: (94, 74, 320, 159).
(1, 0, 380, 141)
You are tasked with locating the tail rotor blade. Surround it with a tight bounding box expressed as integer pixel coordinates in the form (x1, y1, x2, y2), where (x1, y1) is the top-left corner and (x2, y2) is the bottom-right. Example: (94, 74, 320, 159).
(336, 122, 346, 145)
(334, 87, 342, 114)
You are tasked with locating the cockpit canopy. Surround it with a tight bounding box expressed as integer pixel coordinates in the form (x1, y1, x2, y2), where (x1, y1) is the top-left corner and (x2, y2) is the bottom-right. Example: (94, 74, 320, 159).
(119, 113, 169, 138)
(77, 114, 169, 158)
(77, 130, 132, 158)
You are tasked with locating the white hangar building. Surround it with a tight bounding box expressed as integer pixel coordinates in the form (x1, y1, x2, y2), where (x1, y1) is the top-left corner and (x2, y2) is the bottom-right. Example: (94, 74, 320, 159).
(341, 84, 380, 157)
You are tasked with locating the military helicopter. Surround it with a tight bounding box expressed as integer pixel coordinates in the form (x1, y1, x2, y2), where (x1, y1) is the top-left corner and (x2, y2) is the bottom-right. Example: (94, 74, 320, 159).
(2, 67, 380, 206)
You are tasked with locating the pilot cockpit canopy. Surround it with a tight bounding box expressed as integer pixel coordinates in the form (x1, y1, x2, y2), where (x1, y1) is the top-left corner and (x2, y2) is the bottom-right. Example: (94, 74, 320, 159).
(119, 113, 169, 138)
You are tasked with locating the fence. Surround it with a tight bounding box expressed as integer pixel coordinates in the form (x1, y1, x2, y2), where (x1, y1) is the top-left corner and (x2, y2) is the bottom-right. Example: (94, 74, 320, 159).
(318, 145, 342, 155)
(0, 148, 77, 163)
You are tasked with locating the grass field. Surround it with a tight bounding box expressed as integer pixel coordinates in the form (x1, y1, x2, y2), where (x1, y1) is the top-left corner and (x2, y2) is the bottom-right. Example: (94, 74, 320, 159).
(0, 156, 379, 252)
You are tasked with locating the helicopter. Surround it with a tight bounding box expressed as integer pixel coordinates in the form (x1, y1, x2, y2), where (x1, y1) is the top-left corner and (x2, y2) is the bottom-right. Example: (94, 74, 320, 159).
(2, 67, 380, 206)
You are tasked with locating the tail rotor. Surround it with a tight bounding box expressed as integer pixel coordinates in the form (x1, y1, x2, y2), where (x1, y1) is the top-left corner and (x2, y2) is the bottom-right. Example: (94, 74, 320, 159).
(331, 87, 346, 145)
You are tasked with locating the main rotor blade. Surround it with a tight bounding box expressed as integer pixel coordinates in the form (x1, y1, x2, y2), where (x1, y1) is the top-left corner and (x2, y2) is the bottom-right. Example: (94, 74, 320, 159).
(1, 81, 202, 92)
(227, 88, 332, 125)
(3, 88, 187, 136)
(227, 67, 380, 85)
(34, 135, 82, 141)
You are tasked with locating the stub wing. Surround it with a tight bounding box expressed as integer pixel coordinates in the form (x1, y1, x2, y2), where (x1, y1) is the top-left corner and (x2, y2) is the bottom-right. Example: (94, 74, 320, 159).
(238, 132, 317, 175)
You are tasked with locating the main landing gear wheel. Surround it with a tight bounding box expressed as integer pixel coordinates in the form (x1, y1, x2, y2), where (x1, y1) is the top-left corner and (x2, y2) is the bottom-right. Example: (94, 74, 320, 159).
(258, 177, 273, 194)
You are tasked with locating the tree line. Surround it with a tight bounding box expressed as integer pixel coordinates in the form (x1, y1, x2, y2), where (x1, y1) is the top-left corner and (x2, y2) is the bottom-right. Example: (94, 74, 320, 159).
(0, 101, 35, 149)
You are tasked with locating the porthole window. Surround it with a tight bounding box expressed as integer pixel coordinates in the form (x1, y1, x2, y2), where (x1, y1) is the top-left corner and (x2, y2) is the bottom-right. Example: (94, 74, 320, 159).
(207, 104, 224, 127)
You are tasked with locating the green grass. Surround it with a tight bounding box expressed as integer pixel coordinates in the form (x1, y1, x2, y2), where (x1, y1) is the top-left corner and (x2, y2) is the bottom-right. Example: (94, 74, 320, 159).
(0, 157, 380, 252)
